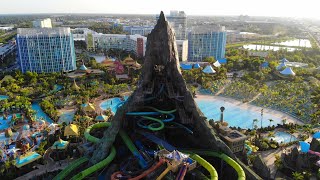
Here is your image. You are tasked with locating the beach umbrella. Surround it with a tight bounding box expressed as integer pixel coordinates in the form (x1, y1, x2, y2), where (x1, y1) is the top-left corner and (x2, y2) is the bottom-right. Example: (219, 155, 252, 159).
(313, 132, 320, 139)
(193, 63, 200, 69)
(299, 141, 310, 153)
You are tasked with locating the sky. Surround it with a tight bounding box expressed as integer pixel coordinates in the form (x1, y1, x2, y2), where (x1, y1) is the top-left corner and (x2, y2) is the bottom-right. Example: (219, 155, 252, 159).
(0, 0, 319, 19)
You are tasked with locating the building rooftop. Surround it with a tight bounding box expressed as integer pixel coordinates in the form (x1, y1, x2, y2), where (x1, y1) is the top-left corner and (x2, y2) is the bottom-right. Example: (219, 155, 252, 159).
(17, 27, 71, 36)
(221, 130, 247, 142)
(190, 25, 225, 34)
(0, 44, 15, 56)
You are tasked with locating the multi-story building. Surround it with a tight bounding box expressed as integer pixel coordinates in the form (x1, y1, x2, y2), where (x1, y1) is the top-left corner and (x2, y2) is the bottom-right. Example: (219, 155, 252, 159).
(188, 25, 227, 62)
(176, 40, 188, 61)
(32, 18, 52, 28)
(16, 28, 76, 73)
(123, 26, 154, 36)
(0, 41, 16, 60)
(86, 33, 147, 57)
(166, 10, 187, 40)
(71, 28, 98, 41)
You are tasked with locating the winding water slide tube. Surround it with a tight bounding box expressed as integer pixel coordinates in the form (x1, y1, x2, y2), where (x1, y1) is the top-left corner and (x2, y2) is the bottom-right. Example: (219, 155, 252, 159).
(53, 157, 89, 180)
(111, 158, 166, 180)
(182, 150, 246, 180)
(119, 129, 147, 168)
(54, 122, 116, 180)
(139, 132, 219, 180)
(189, 154, 218, 180)
(126, 107, 176, 131)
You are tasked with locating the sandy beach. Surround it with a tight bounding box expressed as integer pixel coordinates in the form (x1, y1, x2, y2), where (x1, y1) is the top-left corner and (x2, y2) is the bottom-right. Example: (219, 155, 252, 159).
(195, 94, 303, 125)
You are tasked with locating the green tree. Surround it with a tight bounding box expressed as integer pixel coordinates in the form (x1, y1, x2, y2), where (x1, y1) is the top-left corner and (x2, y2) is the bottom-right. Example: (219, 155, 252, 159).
(292, 172, 304, 180)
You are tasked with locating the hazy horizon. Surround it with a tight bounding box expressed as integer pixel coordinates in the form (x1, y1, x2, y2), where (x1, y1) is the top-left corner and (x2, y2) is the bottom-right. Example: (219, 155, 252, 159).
(0, 0, 319, 19)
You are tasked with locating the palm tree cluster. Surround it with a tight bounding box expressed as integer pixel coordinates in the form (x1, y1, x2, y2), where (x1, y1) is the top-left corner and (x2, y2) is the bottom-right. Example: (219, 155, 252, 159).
(252, 80, 313, 123)
(222, 81, 260, 102)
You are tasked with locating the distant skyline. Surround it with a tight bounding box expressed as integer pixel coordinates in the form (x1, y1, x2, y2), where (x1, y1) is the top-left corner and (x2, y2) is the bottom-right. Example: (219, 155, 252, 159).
(0, 0, 318, 19)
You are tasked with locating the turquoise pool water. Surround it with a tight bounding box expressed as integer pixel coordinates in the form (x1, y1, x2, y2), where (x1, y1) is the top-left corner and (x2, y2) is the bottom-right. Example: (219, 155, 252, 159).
(100, 96, 128, 113)
(195, 98, 283, 129)
(31, 103, 53, 124)
(58, 110, 75, 124)
(0, 115, 11, 131)
(100, 96, 284, 129)
(53, 141, 69, 149)
(0, 95, 9, 101)
(270, 131, 297, 144)
(16, 152, 41, 167)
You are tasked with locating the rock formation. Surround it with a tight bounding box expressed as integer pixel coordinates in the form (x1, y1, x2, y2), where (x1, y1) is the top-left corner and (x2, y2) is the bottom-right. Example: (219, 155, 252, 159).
(90, 11, 260, 179)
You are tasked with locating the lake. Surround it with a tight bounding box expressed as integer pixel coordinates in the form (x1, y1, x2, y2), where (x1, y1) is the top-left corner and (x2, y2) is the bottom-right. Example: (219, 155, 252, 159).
(273, 39, 311, 48)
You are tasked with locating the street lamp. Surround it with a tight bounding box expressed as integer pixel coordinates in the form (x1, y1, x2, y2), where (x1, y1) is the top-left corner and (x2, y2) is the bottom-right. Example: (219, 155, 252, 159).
(261, 109, 264, 129)
(220, 106, 225, 123)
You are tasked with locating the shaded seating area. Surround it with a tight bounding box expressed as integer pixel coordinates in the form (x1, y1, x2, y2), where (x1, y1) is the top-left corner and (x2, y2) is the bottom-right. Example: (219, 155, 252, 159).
(15, 152, 42, 168)
(95, 114, 108, 122)
(52, 138, 69, 150)
(64, 124, 79, 138)
(280, 67, 295, 76)
(202, 65, 216, 74)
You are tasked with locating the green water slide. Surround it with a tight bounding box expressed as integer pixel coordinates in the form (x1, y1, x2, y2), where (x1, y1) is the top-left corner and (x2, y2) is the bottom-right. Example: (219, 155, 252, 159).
(84, 122, 111, 143)
(54, 122, 116, 180)
(70, 146, 116, 180)
(189, 154, 218, 180)
(53, 157, 89, 180)
(183, 150, 245, 180)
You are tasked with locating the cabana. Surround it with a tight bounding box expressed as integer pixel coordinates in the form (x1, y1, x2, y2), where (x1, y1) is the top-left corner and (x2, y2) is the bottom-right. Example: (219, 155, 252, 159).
(121, 55, 136, 66)
(180, 64, 193, 70)
(202, 65, 216, 74)
(64, 124, 79, 138)
(52, 138, 69, 150)
(15, 152, 42, 168)
(77, 64, 89, 73)
(280, 67, 295, 76)
(213, 61, 221, 67)
(276, 62, 287, 71)
(217, 58, 227, 64)
(193, 63, 201, 69)
(95, 115, 108, 122)
(82, 103, 95, 113)
(281, 58, 289, 63)
(71, 79, 80, 92)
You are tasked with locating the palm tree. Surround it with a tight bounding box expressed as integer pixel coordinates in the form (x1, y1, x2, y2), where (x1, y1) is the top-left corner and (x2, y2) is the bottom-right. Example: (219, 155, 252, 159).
(252, 119, 258, 129)
(281, 118, 287, 125)
(292, 172, 304, 180)
(269, 119, 274, 127)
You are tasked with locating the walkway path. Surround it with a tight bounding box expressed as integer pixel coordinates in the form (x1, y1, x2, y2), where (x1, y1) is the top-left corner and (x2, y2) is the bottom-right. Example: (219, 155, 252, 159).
(43, 147, 54, 164)
(215, 80, 231, 96)
(260, 144, 296, 179)
(247, 93, 261, 103)
(14, 159, 74, 180)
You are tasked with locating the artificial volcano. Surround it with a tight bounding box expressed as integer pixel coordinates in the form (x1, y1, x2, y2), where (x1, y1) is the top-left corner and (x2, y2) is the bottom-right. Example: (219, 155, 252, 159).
(90, 11, 259, 179)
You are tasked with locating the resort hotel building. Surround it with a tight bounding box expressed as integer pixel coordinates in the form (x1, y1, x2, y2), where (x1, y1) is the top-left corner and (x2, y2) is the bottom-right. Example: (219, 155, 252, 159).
(188, 25, 227, 62)
(32, 18, 52, 28)
(16, 27, 77, 73)
(85, 33, 147, 57)
(166, 10, 187, 40)
(123, 26, 154, 36)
